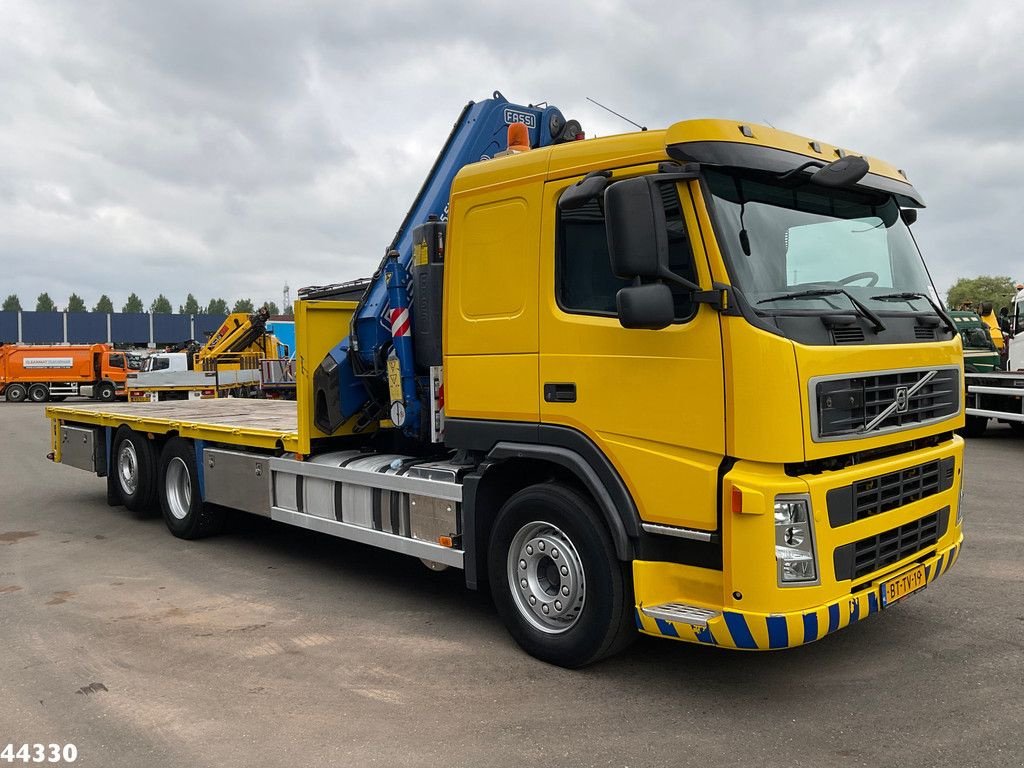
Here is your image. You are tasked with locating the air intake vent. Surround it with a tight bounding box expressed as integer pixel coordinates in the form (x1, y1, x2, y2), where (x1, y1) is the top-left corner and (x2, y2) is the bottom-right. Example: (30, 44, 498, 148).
(833, 507, 949, 581)
(826, 456, 956, 527)
(914, 326, 936, 340)
(832, 327, 866, 344)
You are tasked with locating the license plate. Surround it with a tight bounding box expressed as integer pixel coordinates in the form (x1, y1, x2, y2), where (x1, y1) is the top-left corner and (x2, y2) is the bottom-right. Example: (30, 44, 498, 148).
(879, 564, 927, 608)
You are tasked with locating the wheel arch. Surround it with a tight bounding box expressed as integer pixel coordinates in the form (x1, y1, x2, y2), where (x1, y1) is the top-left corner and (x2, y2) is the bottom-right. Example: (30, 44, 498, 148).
(463, 444, 639, 589)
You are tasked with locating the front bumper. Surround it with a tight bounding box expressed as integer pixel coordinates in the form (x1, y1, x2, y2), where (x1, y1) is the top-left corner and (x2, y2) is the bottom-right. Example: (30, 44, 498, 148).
(634, 534, 963, 649)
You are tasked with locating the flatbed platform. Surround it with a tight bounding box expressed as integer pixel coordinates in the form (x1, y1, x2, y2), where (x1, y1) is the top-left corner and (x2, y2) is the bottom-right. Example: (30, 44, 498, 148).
(46, 399, 300, 451)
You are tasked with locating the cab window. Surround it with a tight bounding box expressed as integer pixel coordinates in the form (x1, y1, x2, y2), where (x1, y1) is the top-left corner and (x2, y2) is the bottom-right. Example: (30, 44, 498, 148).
(108, 353, 125, 369)
(556, 183, 699, 321)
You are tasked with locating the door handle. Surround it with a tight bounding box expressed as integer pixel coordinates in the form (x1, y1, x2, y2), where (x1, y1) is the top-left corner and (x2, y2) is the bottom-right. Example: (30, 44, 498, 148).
(543, 382, 577, 403)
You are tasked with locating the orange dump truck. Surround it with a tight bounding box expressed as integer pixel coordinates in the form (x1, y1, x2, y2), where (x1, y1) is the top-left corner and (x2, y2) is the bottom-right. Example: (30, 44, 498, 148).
(0, 343, 129, 403)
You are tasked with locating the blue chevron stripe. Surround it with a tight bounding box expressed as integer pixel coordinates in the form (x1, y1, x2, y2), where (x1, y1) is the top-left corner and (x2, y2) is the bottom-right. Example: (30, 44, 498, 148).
(724, 612, 758, 649)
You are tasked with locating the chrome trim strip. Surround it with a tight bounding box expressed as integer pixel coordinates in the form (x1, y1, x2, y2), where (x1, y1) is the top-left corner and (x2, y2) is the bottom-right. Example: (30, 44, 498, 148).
(271, 506, 465, 568)
(269, 456, 463, 501)
(641, 522, 714, 542)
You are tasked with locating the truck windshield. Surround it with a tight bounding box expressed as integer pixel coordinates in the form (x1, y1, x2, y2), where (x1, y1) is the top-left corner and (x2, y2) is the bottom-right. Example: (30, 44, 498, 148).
(959, 326, 995, 350)
(704, 169, 938, 316)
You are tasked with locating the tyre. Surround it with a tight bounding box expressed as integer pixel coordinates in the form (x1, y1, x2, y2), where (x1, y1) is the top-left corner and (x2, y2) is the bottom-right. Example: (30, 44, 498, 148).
(112, 427, 159, 513)
(487, 483, 635, 668)
(5, 383, 27, 403)
(28, 383, 49, 403)
(963, 415, 988, 438)
(96, 382, 116, 402)
(158, 438, 224, 539)
(1008, 421, 1024, 436)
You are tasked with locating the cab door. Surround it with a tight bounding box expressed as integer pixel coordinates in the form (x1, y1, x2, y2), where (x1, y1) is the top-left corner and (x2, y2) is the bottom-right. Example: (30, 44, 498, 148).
(538, 175, 726, 532)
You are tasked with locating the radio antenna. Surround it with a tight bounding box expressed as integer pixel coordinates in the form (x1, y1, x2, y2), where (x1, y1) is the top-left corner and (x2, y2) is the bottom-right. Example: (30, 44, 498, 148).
(586, 97, 647, 131)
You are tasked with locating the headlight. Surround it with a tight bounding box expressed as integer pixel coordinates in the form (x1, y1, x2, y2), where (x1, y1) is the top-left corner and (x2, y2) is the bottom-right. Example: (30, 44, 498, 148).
(775, 496, 819, 585)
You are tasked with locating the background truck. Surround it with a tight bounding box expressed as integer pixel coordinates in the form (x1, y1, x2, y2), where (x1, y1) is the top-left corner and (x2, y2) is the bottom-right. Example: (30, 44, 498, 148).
(963, 287, 1024, 436)
(951, 310, 1001, 373)
(1, 343, 128, 403)
(46, 92, 964, 667)
(127, 308, 285, 402)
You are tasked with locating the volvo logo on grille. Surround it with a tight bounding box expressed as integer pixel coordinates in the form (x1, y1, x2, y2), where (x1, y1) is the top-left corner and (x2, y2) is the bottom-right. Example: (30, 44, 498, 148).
(894, 386, 910, 413)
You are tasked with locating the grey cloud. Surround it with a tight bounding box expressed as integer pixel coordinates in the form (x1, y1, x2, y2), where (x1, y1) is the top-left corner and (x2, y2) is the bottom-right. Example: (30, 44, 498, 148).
(0, 0, 1020, 313)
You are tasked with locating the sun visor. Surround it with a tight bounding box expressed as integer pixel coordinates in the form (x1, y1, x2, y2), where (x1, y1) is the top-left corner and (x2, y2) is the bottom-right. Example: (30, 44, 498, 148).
(668, 140, 926, 208)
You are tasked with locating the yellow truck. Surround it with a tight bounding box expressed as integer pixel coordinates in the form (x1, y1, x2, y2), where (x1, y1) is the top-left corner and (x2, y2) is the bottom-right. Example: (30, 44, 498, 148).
(45, 104, 964, 668)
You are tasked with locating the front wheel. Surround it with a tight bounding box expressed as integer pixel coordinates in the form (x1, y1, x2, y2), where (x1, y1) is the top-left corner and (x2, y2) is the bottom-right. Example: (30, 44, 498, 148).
(487, 483, 635, 668)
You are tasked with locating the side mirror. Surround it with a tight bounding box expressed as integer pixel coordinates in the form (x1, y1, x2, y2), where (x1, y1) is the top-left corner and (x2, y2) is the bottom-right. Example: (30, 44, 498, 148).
(604, 176, 667, 279)
(617, 283, 674, 330)
(810, 155, 870, 188)
(900, 208, 918, 226)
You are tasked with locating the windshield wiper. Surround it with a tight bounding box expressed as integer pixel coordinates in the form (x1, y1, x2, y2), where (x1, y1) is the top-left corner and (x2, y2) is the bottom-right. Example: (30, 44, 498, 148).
(870, 292, 956, 333)
(758, 288, 886, 333)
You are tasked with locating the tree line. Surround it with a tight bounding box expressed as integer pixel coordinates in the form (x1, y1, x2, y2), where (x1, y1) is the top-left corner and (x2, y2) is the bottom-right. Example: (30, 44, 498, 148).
(945, 275, 1019, 313)
(1, 292, 289, 316)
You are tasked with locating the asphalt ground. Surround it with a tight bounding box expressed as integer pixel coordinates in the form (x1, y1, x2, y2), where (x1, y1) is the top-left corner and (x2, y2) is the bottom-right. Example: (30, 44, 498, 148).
(1, 401, 1022, 768)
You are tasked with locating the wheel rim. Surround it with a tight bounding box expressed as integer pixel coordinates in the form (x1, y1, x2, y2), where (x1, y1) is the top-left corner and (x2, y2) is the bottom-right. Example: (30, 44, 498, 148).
(117, 441, 138, 495)
(165, 457, 192, 520)
(507, 521, 586, 634)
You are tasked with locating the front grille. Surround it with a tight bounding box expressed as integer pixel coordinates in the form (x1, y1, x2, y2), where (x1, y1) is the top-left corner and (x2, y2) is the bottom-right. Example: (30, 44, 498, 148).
(826, 456, 955, 526)
(833, 507, 949, 581)
(814, 367, 960, 440)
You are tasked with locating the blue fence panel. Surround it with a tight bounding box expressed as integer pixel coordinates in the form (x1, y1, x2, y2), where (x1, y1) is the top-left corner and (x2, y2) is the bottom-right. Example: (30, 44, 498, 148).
(66, 312, 108, 344)
(194, 314, 227, 342)
(22, 313, 63, 343)
(111, 313, 150, 344)
(153, 314, 191, 344)
(0, 311, 17, 343)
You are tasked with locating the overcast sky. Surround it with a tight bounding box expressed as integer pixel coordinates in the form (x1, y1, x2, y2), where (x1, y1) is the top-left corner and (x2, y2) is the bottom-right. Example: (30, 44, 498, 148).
(1, 0, 1020, 312)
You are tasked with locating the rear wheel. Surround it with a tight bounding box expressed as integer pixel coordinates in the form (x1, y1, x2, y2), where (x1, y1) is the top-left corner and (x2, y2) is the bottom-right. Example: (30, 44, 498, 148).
(487, 483, 635, 668)
(112, 427, 158, 513)
(96, 382, 116, 402)
(28, 383, 49, 403)
(5, 383, 27, 403)
(158, 438, 224, 539)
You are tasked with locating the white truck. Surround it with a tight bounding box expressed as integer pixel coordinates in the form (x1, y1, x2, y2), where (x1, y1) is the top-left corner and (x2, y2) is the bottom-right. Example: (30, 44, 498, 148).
(963, 287, 1024, 436)
(127, 352, 261, 403)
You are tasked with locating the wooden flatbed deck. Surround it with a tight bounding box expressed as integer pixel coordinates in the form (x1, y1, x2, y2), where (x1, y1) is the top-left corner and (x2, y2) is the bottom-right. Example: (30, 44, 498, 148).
(46, 399, 300, 451)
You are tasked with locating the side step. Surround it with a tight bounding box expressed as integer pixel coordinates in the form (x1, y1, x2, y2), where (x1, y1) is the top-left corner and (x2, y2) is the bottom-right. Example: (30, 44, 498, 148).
(641, 603, 721, 627)
(271, 507, 463, 568)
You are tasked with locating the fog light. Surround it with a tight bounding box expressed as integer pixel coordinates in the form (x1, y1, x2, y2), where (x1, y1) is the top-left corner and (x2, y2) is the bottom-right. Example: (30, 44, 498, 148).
(775, 496, 818, 585)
